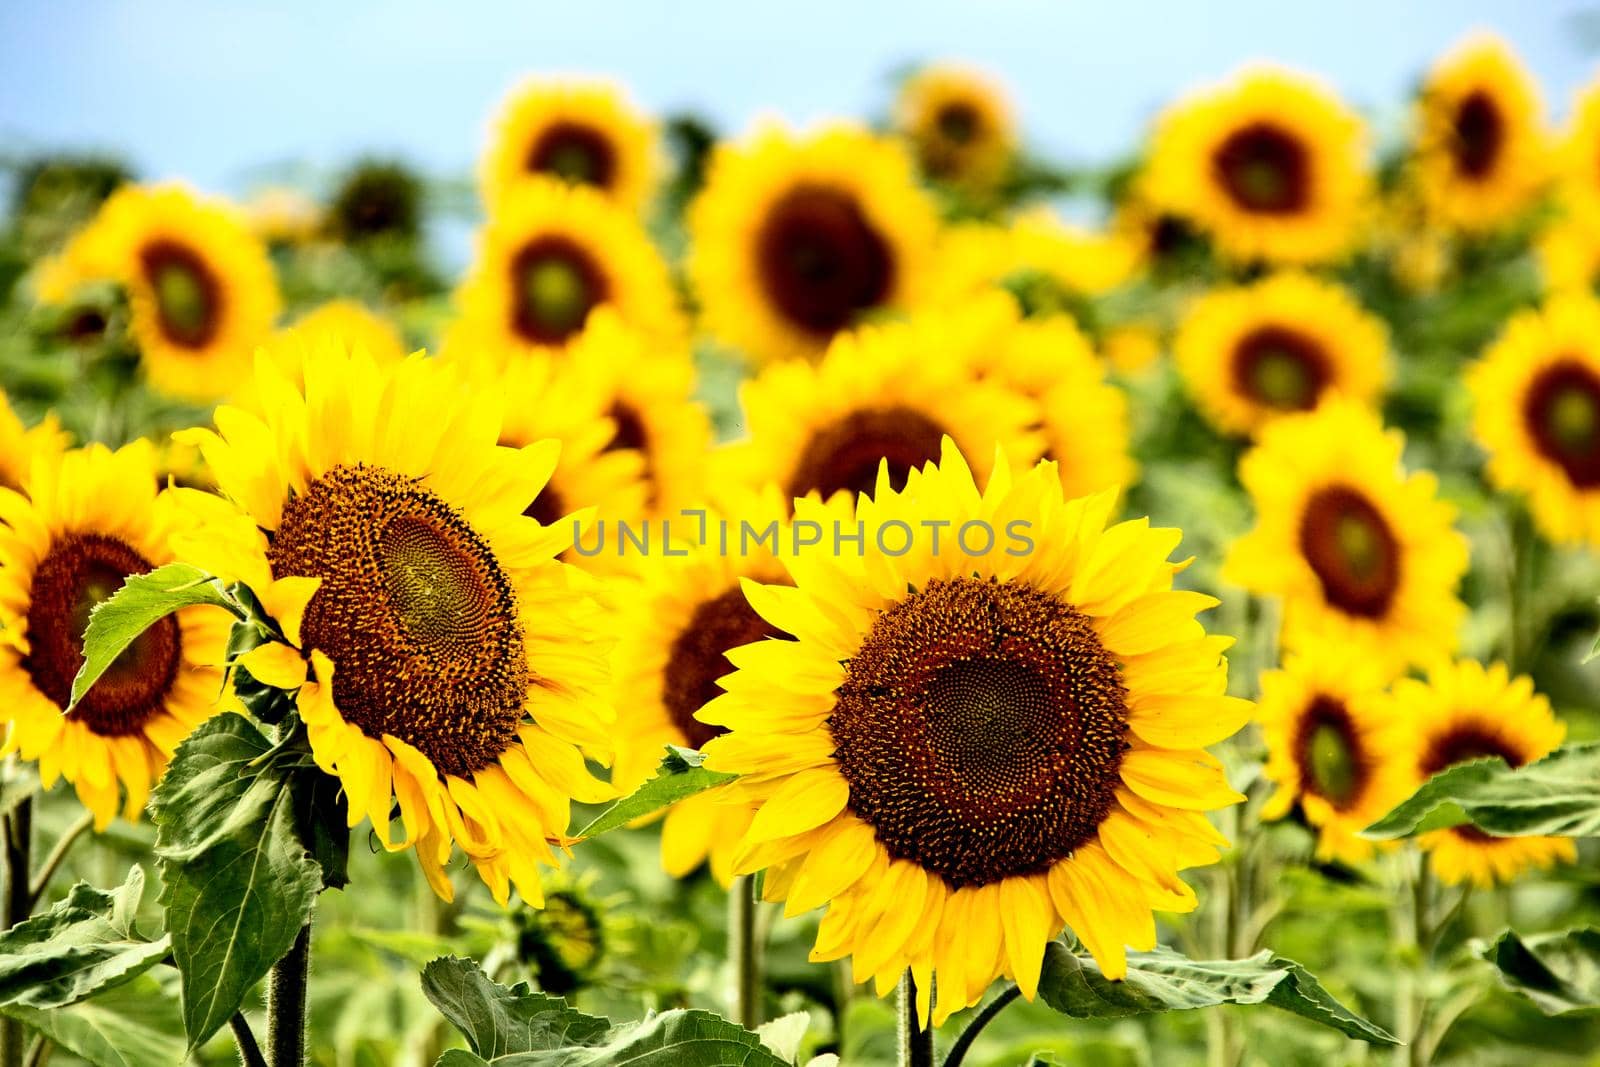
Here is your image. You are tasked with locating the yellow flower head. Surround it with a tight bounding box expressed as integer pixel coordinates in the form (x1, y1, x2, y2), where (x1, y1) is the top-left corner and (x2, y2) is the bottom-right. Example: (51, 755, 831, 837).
(894, 63, 1017, 189)
(930, 212, 1144, 309)
(703, 440, 1247, 1025)
(0, 391, 69, 494)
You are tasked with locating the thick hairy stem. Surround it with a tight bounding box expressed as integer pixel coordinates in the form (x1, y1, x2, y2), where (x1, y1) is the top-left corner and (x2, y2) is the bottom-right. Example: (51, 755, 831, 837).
(729, 876, 762, 1029)
(1, 796, 34, 1067)
(898, 971, 934, 1067)
(267, 922, 312, 1067)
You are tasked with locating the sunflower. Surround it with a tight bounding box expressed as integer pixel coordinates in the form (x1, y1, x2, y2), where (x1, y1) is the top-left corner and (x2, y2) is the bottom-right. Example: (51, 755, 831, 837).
(1470, 293, 1600, 546)
(1535, 221, 1600, 294)
(701, 439, 1247, 1026)
(244, 186, 323, 247)
(1174, 272, 1390, 437)
(481, 78, 659, 215)
(173, 336, 615, 906)
(894, 64, 1016, 190)
(716, 299, 1044, 505)
(688, 122, 939, 364)
(292, 300, 407, 365)
(42, 184, 281, 400)
(0, 441, 231, 828)
(930, 213, 1144, 311)
(608, 490, 808, 884)
(1411, 35, 1547, 233)
(1387, 660, 1574, 887)
(0, 390, 68, 493)
(447, 180, 684, 367)
(1557, 78, 1600, 235)
(1224, 398, 1468, 679)
(1258, 650, 1410, 865)
(1142, 67, 1370, 265)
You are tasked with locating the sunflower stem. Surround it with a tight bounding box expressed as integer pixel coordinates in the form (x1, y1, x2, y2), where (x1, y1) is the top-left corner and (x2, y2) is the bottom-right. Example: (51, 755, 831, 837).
(267, 921, 312, 1067)
(942, 983, 1018, 1067)
(230, 1013, 268, 1067)
(1, 795, 34, 1067)
(1392, 849, 1434, 1067)
(27, 811, 93, 909)
(897, 971, 934, 1067)
(729, 875, 761, 1029)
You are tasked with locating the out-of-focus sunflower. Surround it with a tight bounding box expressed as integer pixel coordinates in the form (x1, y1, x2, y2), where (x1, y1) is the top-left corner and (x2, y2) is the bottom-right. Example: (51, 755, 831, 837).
(0, 391, 69, 493)
(1535, 222, 1600, 293)
(328, 159, 424, 244)
(292, 299, 407, 365)
(244, 186, 323, 247)
(1174, 272, 1389, 437)
(1557, 78, 1600, 235)
(174, 336, 615, 905)
(608, 490, 808, 884)
(481, 78, 659, 215)
(958, 294, 1138, 498)
(1142, 67, 1370, 265)
(1412, 36, 1547, 233)
(894, 64, 1016, 190)
(42, 184, 281, 400)
(447, 180, 684, 367)
(1389, 660, 1574, 887)
(688, 122, 939, 364)
(930, 212, 1144, 311)
(716, 300, 1044, 504)
(703, 440, 1247, 1025)
(1225, 398, 1468, 678)
(1470, 293, 1600, 546)
(0, 442, 231, 828)
(1258, 650, 1409, 865)
(481, 310, 710, 535)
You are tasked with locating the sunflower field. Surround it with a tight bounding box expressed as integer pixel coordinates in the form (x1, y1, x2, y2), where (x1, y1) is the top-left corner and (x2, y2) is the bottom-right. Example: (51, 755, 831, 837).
(1, 22, 1600, 1067)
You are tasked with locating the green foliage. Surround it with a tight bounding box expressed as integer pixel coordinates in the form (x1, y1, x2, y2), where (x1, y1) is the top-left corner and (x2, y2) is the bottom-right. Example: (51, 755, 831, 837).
(149, 712, 326, 1049)
(70, 562, 243, 709)
(1036, 943, 1397, 1045)
(0, 865, 168, 1011)
(422, 956, 790, 1066)
(576, 746, 738, 839)
(3, 974, 185, 1067)
(1478, 928, 1600, 1017)
(1363, 742, 1600, 840)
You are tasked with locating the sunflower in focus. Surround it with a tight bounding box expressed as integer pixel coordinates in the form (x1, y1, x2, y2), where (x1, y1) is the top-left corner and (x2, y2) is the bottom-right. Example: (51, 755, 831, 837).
(931, 213, 1143, 311)
(1142, 67, 1370, 265)
(174, 336, 615, 905)
(1411, 36, 1547, 233)
(1258, 650, 1409, 865)
(894, 64, 1016, 190)
(1389, 660, 1573, 887)
(1470, 293, 1600, 546)
(0, 441, 231, 828)
(1175, 273, 1389, 437)
(43, 184, 281, 400)
(717, 299, 1044, 504)
(702, 440, 1247, 1025)
(0, 390, 68, 492)
(608, 490, 809, 884)
(447, 180, 684, 367)
(1225, 398, 1468, 678)
(688, 122, 939, 364)
(481, 78, 659, 214)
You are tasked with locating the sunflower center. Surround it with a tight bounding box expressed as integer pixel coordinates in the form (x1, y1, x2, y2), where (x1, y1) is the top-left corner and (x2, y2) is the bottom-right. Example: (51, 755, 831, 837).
(1298, 485, 1400, 618)
(24, 534, 180, 736)
(139, 239, 221, 348)
(935, 103, 980, 145)
(604, 401, 656, 506)
(786, 406, 948, 502)
(1523, 360, 1600, 487)
(1451, 91, 1503, 179)
(662, 586, 783, 750)
(830, 576, 1129, 889)
(267, 463, 529, 777)
(1214, 122, 1310, 214)
(526, 122, 618, 189)
(1293, 696, 1366, 809)
(1421, 723, 1524, 843)
(510, 236, 608, 345)
(1232, 326, 1331, 411)
(756, 184, 894, 336)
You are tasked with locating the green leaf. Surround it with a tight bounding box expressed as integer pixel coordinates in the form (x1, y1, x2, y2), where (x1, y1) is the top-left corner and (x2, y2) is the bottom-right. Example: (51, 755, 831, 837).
(423, 956, 787, 1066)
(149, 713, 324, 1049)
(0, 865, 169, 1011)
(70, 562, 241, 709)
(1363, 742, 1600, 840)
(1037, 943, 1397, 1045)
(3, 974, 186, 1067)
(575, 746, 737, 839)
(1477, 928, 1600, 1016)
(754, 1012, 808, 1061)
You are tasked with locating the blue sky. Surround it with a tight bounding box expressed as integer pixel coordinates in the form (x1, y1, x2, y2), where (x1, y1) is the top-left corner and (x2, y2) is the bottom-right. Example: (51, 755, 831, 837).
(3, 1, 1595, 198)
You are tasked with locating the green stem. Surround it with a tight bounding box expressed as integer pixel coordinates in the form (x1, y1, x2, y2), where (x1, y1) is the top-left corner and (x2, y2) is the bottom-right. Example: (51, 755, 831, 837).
(1393, 851, 1434, 1067)
(27, 811, 93, 908)
(267, 922, 312, 1067)
(898, 971, 934, 1067)
(2, 796, 34, 1067)
(942, 983, 1018, 1067)
(20, 1036, 47, 1067)
(729, 876, 761, 1029)
(230, 1013, 268, 1067)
